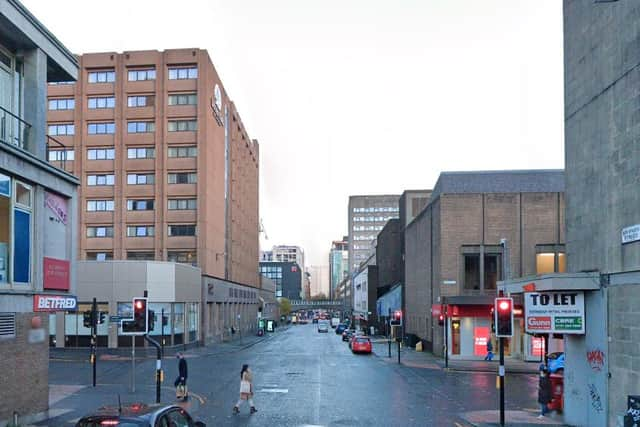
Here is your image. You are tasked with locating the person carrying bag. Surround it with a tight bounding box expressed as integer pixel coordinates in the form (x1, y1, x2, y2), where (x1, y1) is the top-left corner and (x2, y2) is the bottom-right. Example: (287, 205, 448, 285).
(233, 364, 257, 414)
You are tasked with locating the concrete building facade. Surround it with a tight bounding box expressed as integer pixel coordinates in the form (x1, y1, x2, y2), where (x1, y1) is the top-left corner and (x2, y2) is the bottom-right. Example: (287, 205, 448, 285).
(46, 49, 259, 287)
(404, 170, 565, 359)
(348, 194, 400, 272)
(0, 0, 79, 422)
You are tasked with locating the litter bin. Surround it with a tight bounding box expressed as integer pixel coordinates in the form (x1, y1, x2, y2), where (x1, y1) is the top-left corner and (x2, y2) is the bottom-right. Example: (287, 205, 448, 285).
(549, 373, 564, 412)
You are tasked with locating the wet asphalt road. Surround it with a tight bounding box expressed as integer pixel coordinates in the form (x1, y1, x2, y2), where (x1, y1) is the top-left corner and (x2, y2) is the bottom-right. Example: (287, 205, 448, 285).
(45, 324, 539, 426)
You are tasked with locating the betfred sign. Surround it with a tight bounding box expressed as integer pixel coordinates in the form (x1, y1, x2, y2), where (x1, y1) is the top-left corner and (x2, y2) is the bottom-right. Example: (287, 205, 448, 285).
(33, 294, 77, 312)
(524, 291, 585, 334)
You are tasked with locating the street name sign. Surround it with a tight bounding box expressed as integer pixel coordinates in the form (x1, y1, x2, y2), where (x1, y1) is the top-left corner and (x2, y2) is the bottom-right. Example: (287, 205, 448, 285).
(524, 291, 585, 334)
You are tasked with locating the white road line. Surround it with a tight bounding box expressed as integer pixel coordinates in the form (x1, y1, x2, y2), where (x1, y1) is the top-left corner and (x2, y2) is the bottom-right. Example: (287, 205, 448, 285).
(258, 388, 289, 393)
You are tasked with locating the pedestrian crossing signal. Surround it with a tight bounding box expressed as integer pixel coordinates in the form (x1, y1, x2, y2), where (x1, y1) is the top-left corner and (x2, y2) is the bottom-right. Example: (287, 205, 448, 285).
(494, 297, 513, 337)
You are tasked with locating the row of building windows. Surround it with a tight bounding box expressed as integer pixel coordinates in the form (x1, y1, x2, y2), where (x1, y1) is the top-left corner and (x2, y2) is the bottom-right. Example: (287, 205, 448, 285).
(49, 146, 197, 162)
(352, 206, 399, 213)
(86, 250, 197, 264)
(353, 215, 398, 222)
(49, 94, 197, 111)
(353, 235, 377, 241)
(84, 172, 195, 186)
(86, 198, 197, 212)
(353, 225, 384, 231)
(49, 120, 197, 136)
(84, 67, 197, 84)
(86, 225, 197, 238)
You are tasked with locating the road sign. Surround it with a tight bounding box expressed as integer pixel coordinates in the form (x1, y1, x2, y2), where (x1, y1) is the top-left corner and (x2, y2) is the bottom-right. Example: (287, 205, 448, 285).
(109, 315, 123, 323)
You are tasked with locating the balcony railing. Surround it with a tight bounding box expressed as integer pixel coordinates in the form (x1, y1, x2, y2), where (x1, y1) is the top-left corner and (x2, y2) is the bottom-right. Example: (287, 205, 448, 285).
(0, 105, 31, 151)
(46, 135, 70, 171)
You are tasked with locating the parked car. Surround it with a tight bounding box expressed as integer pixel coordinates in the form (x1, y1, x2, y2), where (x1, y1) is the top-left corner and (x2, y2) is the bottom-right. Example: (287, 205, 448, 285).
(342, 329, 355, 342)
(351, 336, 372, 354)
(317, 321, 329, 333)
(335, 323, 348, 335)
(547, 352, 565, 374)
(312, 317, 318, 324)
(75, 403, 206, 427)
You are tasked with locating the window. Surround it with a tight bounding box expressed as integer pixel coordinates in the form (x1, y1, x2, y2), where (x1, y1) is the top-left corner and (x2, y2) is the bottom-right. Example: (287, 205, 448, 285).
(86, 226, 114, 238)
(168, 120, 197, 132)
(87, 97, 115, 109)
(127, 147, 155, 159)
(168, 199, 197, 210)
(168, 224, 196, 236)
(167, 251, 197, 265)
(168, 67, 198, 80)
(127, 252, 155, 260)
(464, 254, 481, 290)
(128, 69, 156, 81)
(127, 121, 155, 133)
(88, 122, 115, 134)
(87, 148, 115, 160)
(168, 146, 197, 158)
(88, 70, 115, 83)
(48, 98, 75, 110)
(536, 250, 567, 274)
(168, 94, 197, 105)
(48, 150, 75, 161)
(483, 254, 501, 290)
(168, 172, 196, 184)
(86, 200, 115, 212)
(48, 123, 75, 136)
(127, 95, 154, 107)
(127, 199, 154, 211)
(86, 252, 113, 261)
(127, 225, 155, 237)
(87, 174, 115, 186)
(127, 173, 154, 185)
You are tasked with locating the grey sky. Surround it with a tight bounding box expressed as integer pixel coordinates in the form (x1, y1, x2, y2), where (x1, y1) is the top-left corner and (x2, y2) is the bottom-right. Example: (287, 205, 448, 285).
(24, 0, 564, 270)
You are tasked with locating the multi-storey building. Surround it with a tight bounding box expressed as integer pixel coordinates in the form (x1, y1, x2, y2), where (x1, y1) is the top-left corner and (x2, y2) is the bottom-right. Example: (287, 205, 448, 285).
(308, 264, 330, 298)
(329, 238, 348, 298)
(259, 261, 302, 300)
(348, 194, 400, 272)
(404, 170, 565, 358)
(270, 245, 305, 267)
(0, 0, 79, 422)
(46, 49, 259, 286)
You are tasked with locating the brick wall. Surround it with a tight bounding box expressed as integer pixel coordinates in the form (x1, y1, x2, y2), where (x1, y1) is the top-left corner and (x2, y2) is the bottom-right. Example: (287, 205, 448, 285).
(0, 313, 49, 421)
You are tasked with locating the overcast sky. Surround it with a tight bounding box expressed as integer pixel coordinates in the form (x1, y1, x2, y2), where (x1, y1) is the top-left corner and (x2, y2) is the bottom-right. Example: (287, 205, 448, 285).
(24, 0, 564, 279)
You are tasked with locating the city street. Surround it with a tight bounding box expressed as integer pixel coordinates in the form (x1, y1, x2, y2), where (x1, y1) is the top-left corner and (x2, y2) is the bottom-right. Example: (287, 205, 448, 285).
(41, 324, 550, 427)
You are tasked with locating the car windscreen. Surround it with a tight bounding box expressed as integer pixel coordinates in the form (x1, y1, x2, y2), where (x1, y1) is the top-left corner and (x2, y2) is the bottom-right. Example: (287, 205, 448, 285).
(355, 338, 370, 343)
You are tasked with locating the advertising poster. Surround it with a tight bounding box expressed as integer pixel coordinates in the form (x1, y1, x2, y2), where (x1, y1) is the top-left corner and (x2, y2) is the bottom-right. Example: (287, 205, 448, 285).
(525, 291, 585, 334)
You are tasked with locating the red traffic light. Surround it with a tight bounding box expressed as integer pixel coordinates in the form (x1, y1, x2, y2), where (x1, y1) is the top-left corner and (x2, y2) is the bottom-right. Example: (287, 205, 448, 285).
(498, 300, 511, 311)
(135, 300, 144, 310)
(394, 310, 402, 319)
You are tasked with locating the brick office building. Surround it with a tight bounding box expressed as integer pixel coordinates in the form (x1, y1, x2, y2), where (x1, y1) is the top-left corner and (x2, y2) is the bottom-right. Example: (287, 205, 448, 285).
(404, 170, 565, 360)
(46, 49, 259, 285)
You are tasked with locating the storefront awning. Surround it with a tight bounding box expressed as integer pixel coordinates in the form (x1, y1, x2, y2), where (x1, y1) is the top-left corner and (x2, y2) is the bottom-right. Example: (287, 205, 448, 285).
(498, 272, 601, 295)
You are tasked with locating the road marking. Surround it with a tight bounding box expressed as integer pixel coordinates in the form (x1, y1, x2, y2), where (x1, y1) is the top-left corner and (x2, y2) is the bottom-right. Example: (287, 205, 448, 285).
(258, 388, 288, 393)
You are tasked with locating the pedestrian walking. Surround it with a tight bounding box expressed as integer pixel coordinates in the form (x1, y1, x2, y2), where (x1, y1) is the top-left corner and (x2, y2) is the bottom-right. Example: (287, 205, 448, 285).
(233, 364, 257, 414)
(174, 352, 188, 400)
(484, 338, 494, 361)
(537, 366, 552, 418)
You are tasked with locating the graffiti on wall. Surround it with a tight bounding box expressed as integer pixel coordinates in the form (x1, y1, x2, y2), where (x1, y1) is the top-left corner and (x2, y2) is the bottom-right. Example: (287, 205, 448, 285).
(586, 348, 605, 371)
(588, 383, 603, 413)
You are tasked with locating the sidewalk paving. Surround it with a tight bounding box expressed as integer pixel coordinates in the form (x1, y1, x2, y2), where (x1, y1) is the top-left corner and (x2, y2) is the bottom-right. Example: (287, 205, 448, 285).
(460, 410, 568, 426)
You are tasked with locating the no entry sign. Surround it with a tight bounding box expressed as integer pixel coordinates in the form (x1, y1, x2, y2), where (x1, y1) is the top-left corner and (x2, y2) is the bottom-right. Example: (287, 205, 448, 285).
(524, 291, 585, 334)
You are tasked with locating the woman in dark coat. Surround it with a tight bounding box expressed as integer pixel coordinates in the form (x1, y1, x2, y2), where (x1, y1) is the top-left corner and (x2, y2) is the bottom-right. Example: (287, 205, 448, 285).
(537, 366, 552, 418)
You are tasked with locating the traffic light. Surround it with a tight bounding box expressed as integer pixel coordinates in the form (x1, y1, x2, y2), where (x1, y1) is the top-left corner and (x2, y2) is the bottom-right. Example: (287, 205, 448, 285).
(494, 297, 513, 337)
(133, 297, 149, 333)
(438, 314, 445, 326)
(83, 310, 93, 328)
(391, 310, 403, 326)
(98, 312, 106, 325)
(148, 310, 155, 331)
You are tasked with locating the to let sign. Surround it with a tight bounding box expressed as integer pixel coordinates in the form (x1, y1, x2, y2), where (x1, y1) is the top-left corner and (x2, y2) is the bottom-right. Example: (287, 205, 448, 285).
(43, 257, 70, 291)
(524, 291, 585, 334)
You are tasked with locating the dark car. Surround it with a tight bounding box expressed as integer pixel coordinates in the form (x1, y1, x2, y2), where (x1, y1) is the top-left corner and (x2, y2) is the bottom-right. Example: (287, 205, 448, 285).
(75, 403, 206, 427)
(342, 329, 355, 342)
(335, 323, 348, 335)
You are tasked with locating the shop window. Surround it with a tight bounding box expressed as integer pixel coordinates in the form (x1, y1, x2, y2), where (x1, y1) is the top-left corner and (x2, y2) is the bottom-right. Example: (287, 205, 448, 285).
(173, 303, 185, 345)
(464, 254, 480, 290)
(558, 253, 566, 273)
(15, 182, 31, 208)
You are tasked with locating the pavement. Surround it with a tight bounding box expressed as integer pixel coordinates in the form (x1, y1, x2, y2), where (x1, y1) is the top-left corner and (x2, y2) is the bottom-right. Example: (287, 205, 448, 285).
(32, 325, 568, 427)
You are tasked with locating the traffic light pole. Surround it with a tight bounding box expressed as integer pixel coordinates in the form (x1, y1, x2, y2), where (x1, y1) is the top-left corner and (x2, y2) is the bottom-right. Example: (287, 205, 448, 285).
(144, 334, 162, 404)
(91, 297, 97, 387)
(499, 336, 505, 426)
(161, 308, 165, 358)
